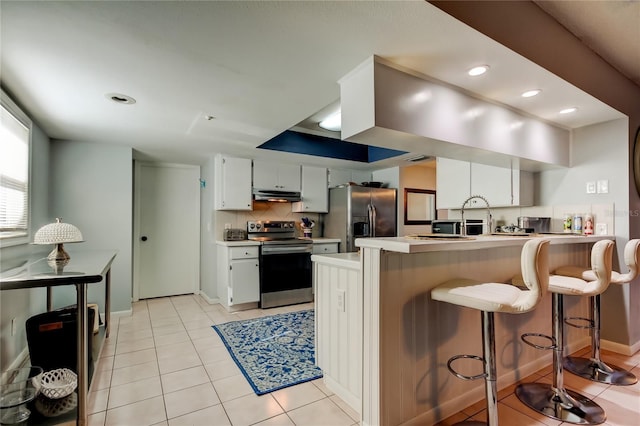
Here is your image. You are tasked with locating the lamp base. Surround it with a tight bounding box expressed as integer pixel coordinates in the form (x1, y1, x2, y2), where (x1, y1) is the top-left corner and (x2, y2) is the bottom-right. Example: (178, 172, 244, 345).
(47, 244, 70, 262)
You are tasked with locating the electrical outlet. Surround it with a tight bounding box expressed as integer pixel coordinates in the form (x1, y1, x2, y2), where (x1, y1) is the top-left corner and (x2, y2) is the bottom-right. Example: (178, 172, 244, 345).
(596, 223, 608, 235)
(586, 181, 596, 194)
(337, 289, 346, 312)
(597, 180, 609, 194)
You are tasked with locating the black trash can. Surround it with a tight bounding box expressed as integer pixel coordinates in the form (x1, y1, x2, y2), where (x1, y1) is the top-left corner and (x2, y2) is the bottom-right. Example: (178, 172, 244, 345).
(26, 306, 95, 373)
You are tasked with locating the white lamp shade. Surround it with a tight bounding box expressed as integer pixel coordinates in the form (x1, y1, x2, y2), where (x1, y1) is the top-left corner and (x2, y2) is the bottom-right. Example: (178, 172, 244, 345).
(34, 218, 83, 244)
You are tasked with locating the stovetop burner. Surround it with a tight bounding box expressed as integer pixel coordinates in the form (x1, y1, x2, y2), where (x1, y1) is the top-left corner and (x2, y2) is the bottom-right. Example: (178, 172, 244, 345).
(247, 220, 311, 245)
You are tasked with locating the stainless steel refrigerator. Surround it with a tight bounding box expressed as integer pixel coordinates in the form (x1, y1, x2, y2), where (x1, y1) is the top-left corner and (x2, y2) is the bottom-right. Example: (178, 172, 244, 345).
(323, 185, 397, 253)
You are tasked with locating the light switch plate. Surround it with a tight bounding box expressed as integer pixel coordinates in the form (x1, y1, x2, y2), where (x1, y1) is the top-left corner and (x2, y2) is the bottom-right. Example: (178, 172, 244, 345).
(586, 181, 596, 194)
(597, 180, 609, 194)
(596, 223, 608, 235)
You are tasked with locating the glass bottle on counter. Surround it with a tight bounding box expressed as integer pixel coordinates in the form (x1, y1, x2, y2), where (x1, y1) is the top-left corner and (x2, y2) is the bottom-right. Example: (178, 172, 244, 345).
(563, 214, 573, 233)
(573, 214, 583, 234)
(584, 213, 594, 235)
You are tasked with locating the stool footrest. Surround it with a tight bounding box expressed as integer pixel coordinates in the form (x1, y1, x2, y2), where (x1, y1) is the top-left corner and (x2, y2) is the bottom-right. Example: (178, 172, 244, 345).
(447, 354, 487, 381)
(564, 316, 594, 330)
(521, 332, 557, 350)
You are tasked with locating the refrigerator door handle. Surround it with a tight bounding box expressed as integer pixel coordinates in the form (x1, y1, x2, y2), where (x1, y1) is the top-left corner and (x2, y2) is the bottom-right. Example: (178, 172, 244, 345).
(369, 204, 377, 237)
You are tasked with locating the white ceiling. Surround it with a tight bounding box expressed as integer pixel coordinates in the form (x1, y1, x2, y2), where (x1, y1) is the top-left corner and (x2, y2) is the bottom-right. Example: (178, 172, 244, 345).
(0, 1, 634, 168)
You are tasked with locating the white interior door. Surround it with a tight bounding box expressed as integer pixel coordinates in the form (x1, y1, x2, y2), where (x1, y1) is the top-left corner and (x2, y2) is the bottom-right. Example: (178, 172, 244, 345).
(135, 162, 200, 300)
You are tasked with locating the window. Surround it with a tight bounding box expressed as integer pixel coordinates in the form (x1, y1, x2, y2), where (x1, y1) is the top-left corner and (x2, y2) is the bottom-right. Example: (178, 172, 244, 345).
(1, 91, 32, 244)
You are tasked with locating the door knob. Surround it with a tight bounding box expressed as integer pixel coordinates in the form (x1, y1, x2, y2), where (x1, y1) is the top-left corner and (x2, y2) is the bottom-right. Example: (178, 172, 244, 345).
(141, 236, 148, 241)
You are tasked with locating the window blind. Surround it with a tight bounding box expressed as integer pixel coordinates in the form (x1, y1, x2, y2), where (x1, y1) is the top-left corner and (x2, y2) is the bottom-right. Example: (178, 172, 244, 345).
(0, 101, 30, 239)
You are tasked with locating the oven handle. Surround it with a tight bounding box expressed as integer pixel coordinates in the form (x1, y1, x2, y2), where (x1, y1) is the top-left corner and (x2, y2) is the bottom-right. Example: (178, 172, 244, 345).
(261, 245, 313, 255)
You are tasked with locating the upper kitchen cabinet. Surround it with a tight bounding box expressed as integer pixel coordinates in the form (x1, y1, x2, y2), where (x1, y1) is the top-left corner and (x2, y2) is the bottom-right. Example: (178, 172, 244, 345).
(292, 166, 328, 213)
(436, 157, 533, 209)
(214, 154, 253, 210)
(253, 160, 301, 192)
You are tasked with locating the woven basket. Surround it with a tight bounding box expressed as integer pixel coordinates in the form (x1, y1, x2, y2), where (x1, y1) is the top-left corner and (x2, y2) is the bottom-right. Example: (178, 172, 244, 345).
(36, 368, 77, 399)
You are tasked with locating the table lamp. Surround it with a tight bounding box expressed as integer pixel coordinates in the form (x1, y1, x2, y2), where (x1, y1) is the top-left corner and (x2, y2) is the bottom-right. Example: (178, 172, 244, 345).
(34, 218, 84, 262)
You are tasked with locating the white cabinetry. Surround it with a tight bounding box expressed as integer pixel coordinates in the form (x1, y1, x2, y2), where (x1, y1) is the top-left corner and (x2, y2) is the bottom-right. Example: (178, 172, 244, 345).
(292, 166, 328, 213)
(436, 157, 533, 209)
(313, 253, 362, 414)
(436, 158, 470, 209)
(214, 155, 252, 210)
(312, 242, 339, 254)
(217, 243, 260, 310)
(253, 160, 301, 192)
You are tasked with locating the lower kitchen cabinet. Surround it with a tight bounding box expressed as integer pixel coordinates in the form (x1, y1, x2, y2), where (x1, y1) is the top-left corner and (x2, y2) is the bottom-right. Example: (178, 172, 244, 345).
(216, 242, 260, 309)
(312, 242, 339, 254)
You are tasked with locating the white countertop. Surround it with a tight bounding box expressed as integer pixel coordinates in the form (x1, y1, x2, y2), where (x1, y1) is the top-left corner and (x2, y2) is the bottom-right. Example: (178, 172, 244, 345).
(355, 234, 614, 254)
(311, 252, 360, 269)
(216, 240, 261, 247)
(306, 237, 341, 243)
(216, 238, 340, 246)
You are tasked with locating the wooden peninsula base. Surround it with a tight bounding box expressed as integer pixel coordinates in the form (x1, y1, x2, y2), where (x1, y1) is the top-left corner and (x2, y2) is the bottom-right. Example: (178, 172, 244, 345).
(316, 235, 614, 426)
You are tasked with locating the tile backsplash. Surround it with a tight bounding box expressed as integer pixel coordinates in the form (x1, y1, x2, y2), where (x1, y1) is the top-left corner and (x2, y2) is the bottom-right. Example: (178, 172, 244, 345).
(214, 202, 322, 240)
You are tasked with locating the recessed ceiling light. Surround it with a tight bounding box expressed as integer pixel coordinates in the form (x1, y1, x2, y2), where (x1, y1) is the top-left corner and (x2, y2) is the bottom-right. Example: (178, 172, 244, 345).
(468, 65, 489, 76)
(319, 110, 341, 132)
(521, 90, 541, 98)
(106, 93, 136, 105)
(559, 107, 578, 114)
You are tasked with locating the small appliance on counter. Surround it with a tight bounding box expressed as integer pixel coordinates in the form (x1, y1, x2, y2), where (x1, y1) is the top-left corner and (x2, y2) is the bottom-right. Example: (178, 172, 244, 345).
(517, 217, 551, 234)
(432, 219, 484, 235)
(223, 228, 247, 241)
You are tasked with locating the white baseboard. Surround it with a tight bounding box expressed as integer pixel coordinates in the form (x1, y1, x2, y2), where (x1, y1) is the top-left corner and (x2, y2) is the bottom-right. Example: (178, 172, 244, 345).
(601, 338, 640, 356)
(198, 291, 220, 305)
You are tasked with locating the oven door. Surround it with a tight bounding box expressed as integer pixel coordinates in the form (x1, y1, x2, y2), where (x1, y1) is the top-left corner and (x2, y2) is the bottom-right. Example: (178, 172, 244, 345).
(259, 245, 312, 308)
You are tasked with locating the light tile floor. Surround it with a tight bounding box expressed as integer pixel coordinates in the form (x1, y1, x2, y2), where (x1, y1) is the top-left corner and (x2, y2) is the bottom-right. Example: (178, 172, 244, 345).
(85, 294, 640, 426)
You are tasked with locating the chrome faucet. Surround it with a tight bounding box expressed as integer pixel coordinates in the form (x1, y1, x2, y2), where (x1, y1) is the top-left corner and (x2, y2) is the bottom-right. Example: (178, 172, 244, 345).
(460, 195, 492, 236)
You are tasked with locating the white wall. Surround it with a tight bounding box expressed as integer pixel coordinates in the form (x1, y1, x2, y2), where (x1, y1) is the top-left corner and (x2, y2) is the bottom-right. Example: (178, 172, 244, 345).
(0, 123, 51, 372)
(539, 118, 631, 345)
(49, 140, 133, 314)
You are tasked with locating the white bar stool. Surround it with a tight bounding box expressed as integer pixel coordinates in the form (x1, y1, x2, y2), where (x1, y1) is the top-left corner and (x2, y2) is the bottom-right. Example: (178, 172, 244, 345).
(554, 239, 639, 385)
(431, 238, 550, 426)
(515, 239, 613, 425)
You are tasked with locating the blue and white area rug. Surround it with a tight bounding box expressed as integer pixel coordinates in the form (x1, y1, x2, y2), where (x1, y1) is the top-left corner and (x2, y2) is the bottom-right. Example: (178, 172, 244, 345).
(212, 309, 322, 395)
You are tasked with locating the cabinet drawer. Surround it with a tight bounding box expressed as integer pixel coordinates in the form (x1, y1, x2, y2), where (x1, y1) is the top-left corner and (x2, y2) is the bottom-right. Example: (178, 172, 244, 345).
(229, 246, 259, 259)
(312, 243, 339, 254)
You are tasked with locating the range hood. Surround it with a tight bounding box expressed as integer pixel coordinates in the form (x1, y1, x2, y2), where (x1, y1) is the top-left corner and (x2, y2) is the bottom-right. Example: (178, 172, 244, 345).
(252, 189, 302, 202)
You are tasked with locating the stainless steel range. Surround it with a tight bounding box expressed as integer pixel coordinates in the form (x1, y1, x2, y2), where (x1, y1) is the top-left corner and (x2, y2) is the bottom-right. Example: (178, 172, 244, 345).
(247, 220, 313, 308)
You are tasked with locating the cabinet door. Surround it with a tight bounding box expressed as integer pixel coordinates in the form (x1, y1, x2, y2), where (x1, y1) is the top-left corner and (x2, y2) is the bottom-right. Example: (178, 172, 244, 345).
(277, 164, 301, 191)
(252, 160, 279, 190)
(292, 166, 328, 213)
(471, 163, 512, 207)
(215, 156, 252, 210)
(253, 161, 300, 191)
(229, 258, 259, 305)
(436, 158, 471, 209)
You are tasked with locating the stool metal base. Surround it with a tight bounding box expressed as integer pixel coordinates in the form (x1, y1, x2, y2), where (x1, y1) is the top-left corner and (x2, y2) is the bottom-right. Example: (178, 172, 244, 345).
(516, 383, 605, 425)
(564, 356, 638, 386)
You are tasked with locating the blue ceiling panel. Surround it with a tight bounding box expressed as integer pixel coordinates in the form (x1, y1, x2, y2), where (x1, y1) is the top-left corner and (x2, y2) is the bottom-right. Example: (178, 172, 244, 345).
(258, 130, 406, 163)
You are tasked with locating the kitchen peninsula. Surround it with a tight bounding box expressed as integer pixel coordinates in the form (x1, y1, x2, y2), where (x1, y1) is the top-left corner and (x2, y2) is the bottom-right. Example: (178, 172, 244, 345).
(314, 234, 614, 426)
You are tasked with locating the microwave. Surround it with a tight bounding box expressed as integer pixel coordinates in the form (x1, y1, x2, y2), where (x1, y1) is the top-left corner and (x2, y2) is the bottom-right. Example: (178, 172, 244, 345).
(432, 219, 484, 235)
